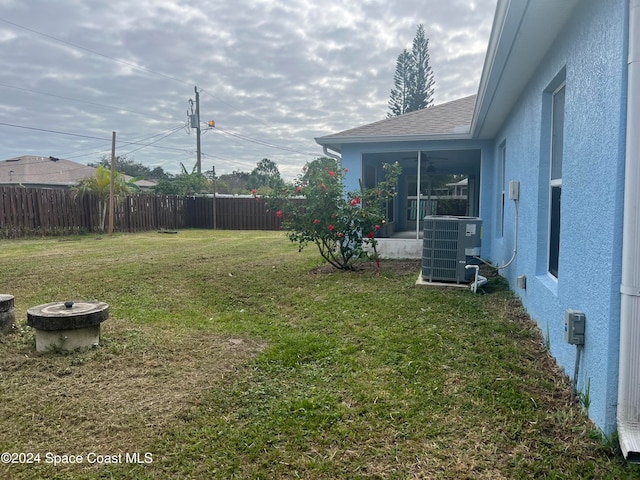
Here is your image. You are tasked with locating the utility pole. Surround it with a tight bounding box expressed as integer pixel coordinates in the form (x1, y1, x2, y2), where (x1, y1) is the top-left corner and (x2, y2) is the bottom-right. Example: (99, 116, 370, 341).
(195, 86, 202, 174)
(108, 131, 116, 235)
(187, 86, 202, 174)
(212, 165, 217, 230)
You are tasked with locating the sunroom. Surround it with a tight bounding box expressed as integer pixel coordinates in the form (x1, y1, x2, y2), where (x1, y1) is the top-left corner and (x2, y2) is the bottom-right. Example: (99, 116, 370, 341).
(315, 95, 490, 258)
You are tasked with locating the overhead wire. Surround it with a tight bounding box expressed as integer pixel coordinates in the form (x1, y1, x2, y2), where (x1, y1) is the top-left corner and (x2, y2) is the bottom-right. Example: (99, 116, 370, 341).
(0, 16, 322, 168)
(0, 122, 191, 154)
(0, 81, 173, 121)
(0, 17, 247, 115)
(208, 125, 318, 157)
(121, 124, 186, 155)
(0, 17, 193, 87)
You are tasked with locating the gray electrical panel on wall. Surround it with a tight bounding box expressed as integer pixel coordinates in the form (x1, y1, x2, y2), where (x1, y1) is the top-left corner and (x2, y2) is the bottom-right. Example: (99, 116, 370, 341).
(422, 216, 482, 283)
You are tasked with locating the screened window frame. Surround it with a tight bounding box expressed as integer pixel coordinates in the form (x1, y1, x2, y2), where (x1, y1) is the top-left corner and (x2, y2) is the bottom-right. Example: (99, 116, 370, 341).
(548, 82, 565, 279)
(498, 142, 506, 238)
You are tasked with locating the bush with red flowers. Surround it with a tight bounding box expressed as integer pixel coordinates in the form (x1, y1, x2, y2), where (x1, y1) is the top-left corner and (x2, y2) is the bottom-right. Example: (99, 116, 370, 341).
(258, 157, 400, 271)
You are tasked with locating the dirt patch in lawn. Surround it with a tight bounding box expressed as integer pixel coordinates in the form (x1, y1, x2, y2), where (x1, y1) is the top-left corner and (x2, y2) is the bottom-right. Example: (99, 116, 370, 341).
(310, 259, 503, 283)
(0, 317, 265, 460)
(310, 259, 423, 276)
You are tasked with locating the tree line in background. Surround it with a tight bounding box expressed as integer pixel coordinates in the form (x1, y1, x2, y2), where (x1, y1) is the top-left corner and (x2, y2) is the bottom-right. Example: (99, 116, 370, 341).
(89, 156, 287, 196)
(84, 27, 435, 198)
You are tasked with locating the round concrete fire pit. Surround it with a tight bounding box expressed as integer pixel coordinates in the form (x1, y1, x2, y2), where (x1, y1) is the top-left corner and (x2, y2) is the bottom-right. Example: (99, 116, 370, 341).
(27, 301, 109, 352)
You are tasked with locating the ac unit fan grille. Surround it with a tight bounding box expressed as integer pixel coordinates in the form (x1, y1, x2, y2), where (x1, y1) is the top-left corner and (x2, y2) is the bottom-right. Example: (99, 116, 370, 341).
(422, 216, 482, 283)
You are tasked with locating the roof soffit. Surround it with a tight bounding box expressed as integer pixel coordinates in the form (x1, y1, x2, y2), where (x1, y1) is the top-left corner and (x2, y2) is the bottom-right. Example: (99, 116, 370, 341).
(472, 0, 580, 139)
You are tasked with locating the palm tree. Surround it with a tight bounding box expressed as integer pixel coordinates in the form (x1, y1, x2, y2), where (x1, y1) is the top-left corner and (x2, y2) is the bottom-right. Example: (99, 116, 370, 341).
(73, 165, 129, 232)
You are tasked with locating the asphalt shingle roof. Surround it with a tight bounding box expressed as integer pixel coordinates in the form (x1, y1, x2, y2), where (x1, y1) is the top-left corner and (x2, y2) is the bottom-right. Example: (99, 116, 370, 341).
(317, 95, 476, 142)
(0, 155, 97, 187)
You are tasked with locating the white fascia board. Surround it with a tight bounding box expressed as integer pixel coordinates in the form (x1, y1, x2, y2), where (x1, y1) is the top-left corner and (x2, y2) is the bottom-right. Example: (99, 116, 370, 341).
(315, 133, 473, 147)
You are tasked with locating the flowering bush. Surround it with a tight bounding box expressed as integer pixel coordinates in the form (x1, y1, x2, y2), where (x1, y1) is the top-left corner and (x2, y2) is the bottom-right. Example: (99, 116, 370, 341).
(259, 157, 401, 271)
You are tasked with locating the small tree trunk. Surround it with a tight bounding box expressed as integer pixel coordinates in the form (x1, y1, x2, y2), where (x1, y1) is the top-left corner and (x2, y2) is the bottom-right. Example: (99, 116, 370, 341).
(99, 200, 107, 233)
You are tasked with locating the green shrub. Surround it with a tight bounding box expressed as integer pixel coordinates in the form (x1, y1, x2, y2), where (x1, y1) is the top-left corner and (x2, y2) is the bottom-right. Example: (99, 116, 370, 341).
(256, 157, 401, 270)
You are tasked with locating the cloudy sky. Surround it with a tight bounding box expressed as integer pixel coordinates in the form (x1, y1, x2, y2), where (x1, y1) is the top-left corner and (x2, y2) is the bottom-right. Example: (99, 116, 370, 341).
(0, 0, 497, 180)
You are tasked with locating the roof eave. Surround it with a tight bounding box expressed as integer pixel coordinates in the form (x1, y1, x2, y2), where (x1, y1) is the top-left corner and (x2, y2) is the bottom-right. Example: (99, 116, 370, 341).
(471, 0, 581, 139)
(315, 132, 473, 153)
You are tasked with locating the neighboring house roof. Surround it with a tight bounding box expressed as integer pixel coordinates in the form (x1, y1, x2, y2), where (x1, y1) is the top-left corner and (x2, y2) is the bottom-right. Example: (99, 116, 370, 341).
(0, 155, 158, 190)
(315, 95, 476, 153)
(131, 178, 158, 189)
(0, 155, 97, 188)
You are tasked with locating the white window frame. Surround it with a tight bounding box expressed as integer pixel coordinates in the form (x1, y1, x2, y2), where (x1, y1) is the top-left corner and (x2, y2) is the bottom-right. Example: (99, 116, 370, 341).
(548, 82, 565, 279)
(498, 142, 506, 238)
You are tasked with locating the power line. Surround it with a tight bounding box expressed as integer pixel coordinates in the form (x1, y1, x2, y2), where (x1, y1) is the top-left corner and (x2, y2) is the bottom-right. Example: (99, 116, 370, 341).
(63, 127, 175, 159)
(0, 17, 321, 167)
(0, 17, 250, 116)
(198, 87, 273, 130)
(0, 17, 193, 87)
(0, 122, 109, 142)
(121, 125, 185, 155)
(209, 125, 319, 157)
(0, 82, 173, 121)
(0, 122, 191, 153)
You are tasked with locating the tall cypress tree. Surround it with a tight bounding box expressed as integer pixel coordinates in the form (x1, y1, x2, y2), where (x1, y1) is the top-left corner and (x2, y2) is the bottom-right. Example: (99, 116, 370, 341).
(388, 24, 435, 117)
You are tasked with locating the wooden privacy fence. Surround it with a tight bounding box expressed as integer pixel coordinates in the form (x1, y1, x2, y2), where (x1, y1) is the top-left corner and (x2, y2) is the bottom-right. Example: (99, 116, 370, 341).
(0, 186, 287, 238)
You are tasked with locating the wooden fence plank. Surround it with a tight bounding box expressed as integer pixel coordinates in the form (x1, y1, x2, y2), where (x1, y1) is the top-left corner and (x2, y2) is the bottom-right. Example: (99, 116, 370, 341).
(0, 187, 290, 237)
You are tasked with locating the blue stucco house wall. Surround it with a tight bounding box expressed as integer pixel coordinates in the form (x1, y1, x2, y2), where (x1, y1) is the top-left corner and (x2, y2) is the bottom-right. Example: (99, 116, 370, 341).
(486, 0, 628, 434)
(317, 0, 640, 459)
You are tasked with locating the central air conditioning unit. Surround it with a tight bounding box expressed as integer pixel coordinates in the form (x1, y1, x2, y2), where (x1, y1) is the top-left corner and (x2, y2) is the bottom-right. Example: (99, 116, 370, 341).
(422, 216, 482, 283)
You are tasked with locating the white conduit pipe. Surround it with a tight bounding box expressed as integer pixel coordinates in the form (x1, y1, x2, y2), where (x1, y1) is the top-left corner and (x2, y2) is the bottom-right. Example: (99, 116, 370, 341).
(473, 198, 519, 271)
(496, 199, 518, 272)
(618, 0, 640, 463)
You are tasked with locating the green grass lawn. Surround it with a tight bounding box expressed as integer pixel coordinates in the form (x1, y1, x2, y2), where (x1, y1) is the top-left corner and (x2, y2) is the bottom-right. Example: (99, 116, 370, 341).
(0, 230, 637, 479)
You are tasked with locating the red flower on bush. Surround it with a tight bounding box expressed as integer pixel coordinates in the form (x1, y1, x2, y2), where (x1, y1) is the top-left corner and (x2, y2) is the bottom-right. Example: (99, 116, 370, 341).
(258, 157, 401, 271)
(251, 188, 257, 196)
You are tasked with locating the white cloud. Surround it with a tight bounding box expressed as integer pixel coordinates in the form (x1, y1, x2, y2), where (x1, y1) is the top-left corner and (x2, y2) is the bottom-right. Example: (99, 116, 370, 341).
(0, 0, 497, 179)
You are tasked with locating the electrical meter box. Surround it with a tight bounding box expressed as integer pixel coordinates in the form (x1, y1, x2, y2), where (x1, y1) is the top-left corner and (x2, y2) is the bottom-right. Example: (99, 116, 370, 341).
(509, 180, 520, 200)
(565, 309, 585, 345)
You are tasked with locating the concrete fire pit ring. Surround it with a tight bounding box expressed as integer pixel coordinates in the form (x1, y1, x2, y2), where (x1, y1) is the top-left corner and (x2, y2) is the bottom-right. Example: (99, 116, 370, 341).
(27, 301, 109, 352)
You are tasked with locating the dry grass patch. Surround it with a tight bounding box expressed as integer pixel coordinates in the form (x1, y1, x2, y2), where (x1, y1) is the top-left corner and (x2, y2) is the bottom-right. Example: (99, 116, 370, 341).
(0, 316, 264, 478)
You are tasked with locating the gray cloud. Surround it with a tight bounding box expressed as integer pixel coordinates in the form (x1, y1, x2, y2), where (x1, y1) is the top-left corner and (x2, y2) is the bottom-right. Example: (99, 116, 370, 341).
(0, 0, 496, 180)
